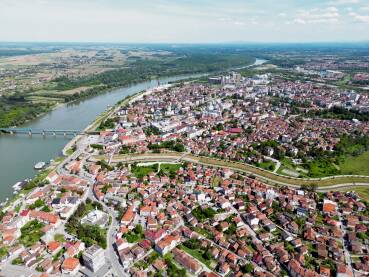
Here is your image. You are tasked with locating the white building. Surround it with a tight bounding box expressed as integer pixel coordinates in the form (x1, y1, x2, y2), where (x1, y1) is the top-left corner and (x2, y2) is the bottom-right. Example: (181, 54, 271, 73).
(82, 245, 106, 272)
(81, 208, 109, 227)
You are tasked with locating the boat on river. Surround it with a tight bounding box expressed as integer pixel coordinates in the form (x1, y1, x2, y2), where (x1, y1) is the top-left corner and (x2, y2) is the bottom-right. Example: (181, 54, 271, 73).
(34, 161, 46, 170)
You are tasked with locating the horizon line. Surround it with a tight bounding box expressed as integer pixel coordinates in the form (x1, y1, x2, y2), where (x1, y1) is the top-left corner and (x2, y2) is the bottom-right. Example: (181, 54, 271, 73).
(0, 40, 369, 45)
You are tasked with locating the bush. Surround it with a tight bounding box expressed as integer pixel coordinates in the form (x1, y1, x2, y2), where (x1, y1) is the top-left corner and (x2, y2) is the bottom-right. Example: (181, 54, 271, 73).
(28, 199, 45, 210)
(124, 224, 144, 243)
(0, 247, 8, 259)
(183, 239, 201, 249)
(20, 220, 45, 247)
(12, 257, 23, 265)
(97, 118, 116, 131)
(192, 207, 216, 222)
(241, 263, 253, 273)
(65, 202, 107, 249)
(148, 140, 186, 152)
(90, 144, 104, 150)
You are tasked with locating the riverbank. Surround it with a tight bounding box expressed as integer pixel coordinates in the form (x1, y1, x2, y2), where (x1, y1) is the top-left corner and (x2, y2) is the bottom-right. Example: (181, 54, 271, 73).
(1, 57, 259, 129)
(62, 84, 172, 156)
(0, 59, 265, 203)
(0, 74, 215, 202)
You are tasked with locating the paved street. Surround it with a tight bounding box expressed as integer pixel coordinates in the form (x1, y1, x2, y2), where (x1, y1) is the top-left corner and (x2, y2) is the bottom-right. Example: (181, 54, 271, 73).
(54, 134, 128, 277)
(338, 211, 355, 277)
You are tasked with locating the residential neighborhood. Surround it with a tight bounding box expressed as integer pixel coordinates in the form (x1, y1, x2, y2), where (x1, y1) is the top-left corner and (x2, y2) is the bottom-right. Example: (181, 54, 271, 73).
(1, 70, 369, 277)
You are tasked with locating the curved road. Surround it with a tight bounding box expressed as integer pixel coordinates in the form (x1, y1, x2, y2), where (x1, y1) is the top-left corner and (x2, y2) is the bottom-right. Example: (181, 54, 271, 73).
(90, 153, 369, 191)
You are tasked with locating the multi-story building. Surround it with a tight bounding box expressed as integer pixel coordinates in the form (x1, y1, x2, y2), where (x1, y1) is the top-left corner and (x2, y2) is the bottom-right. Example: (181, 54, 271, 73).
(82, 245, 105, 272)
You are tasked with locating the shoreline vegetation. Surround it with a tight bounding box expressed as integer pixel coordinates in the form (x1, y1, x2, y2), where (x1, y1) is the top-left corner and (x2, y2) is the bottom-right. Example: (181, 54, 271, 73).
(3, 70, 369, 210)
(0, 52, 256, 128)
(0, 81, 175, 208)
(3, 47, 369, 208)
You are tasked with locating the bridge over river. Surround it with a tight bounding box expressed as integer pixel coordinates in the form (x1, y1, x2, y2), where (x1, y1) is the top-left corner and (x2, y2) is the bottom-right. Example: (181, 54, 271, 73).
(0, 63, 267, 202)
(0, 128, 87, 136)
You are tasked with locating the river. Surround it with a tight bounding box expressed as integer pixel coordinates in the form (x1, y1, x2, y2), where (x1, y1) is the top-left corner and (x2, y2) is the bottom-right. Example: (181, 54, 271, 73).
(0, 58, 266, 202)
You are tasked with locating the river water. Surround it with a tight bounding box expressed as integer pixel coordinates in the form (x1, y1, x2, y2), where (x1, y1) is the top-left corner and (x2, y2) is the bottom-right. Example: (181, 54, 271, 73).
(0, 59, 266, 202)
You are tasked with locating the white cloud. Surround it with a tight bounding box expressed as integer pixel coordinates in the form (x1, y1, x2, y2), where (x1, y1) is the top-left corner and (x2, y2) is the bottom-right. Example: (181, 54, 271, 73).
(292, 7, 340, 24)
(356, 15, 369, 23)
(328, 0, 360, 5)
(360, 5, 369, 11)
(0, 0, 367, 43)
(326, 6, 339, 12)
(293, 18, 306, 24)
(349, 11, 369, 23)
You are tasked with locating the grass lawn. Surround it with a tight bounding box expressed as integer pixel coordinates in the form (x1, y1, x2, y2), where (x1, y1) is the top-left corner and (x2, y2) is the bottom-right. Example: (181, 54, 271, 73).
(159, 163, 181, 177)
(53, 248, 66, 261)
(131, 164, 157, 178)
(340, 151, 369, 176)
(66, 148, 75, 156)
(124, 230, 144, 243)
(134, 260, 149, 270)
(337, 74, 352, 87)
(54, 233, 66, 243)
(179, 245, 213, 269)
(97, 153, 369, 187)
(20, 220, 45, 247)
(197, 156, 369, 186)
(257, 160, 275, 171)
(191, 226, 214, 240)
(0, 247, 8, 259)
(277, 158, 304, 176)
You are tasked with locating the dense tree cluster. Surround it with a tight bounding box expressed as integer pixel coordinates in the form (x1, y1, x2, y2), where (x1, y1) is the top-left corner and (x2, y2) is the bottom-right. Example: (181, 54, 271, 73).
(148, 140, 186, 152)
(65, 201, 107, 249)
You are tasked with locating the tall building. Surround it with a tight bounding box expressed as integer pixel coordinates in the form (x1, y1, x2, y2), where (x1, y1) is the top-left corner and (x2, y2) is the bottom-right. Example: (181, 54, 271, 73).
(82, 245, 105, 272)
(232, 72, 241, 83)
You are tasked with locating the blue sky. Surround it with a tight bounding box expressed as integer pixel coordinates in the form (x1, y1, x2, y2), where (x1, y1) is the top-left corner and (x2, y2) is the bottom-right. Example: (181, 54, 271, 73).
(0, 0, 368, 43)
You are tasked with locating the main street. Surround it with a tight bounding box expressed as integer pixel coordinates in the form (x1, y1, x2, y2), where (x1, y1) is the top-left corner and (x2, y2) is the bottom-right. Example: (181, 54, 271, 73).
(54, 134, 128, 277)
(338, 211, 355, 277)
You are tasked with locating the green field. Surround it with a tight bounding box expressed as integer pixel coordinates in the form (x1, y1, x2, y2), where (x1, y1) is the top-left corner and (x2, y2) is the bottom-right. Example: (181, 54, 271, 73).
(340, 151, 369, 175)
(159, 163, 181, 178)
(98, 153, 369, 187)
(20, 220, 45, 247)
(179, 244, 214, 269)
(257, 160, 275, 171)
(131, 164, 157, 178)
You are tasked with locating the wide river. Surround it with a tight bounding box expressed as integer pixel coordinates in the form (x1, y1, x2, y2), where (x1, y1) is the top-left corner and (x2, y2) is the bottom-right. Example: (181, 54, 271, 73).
(0, 58, 266, 202)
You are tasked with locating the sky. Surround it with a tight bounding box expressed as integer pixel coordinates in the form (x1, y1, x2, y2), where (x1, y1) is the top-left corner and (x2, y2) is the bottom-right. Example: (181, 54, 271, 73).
(0, 0, 368, 43)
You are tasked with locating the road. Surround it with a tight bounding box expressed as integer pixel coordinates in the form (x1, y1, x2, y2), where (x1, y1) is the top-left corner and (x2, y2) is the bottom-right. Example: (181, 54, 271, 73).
(229, 206, 281, 272)
(264, 156, 281, 173)
(90, 153, 369, 191)
(338, 211, 355, 277)
(53, 135, 368, 276)
(54, 135, 128, 277)
(103, 199, 128, 277)
(0, 263, 39, 277)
